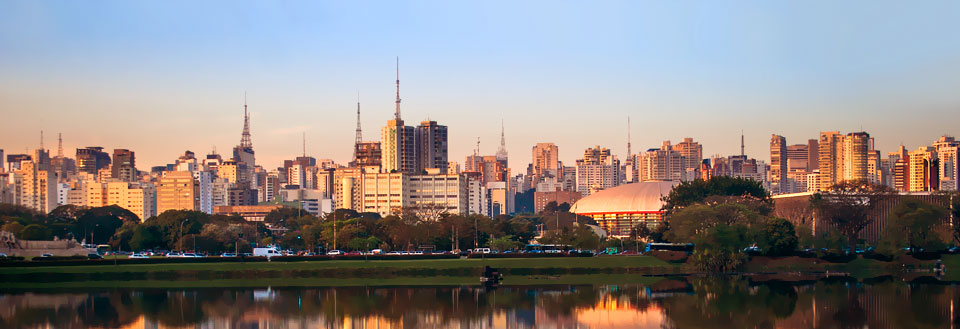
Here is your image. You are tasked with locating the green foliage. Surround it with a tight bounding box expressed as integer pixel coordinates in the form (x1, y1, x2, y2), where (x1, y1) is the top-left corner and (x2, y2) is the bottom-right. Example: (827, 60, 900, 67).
(129, 225, 163, 251)
(488, 235, 521, 251)
(19, 224, 52, 240)
(661, 176, 770, 214)
(2, 221, 24, 235)
(881, 198, 949, 252)
(810, 180, 894, 249)
(796, 225, 814, 249)
(756, 218, 799, 256)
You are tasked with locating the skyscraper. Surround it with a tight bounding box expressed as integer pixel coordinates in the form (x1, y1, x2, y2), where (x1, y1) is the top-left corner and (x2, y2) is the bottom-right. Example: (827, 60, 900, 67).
(380, 59, 416, 173)
(531, 142, 560, 183)
(639, 141, 684, 182)
(576, 145, 620, 195)
(933, 135, 959, 191)
(908, 146, 938, 192)
(673, 138, 703, 181)
(415, 120, 448, 172)
(233, 95, 256, 185)
(157, 171, 199, 214)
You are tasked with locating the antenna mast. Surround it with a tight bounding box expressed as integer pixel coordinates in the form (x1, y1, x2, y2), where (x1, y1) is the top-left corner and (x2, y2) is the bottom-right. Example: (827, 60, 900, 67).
(740, 130, 745, 157)
(394, 57, 401, 121)
(302, 132, 306, 158)
(627, 116, 632, 159)
(353, 92, 362, 163)
(57, 133, 63, 157)
(240, 92, 253, 148)
(40, 130, 44, 150)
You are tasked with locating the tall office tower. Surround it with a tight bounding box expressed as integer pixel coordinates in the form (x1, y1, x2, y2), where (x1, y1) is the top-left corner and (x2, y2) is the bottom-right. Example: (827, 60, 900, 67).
(380, 61, 416, 173)
(769, 135, 788, 193)
(639, 141, 684, 182)
(17, 160, 57, 213)
(76, 147, 111, 176)
(415, 120, 448, 172)
(933, 135, 960, 191)
(673, 138, 703, 181)
(531, 143, 560, 184)
(157, 171, 199, 214)
(807, 139, 819, 171)
(575, 145, 620, 195)
(112, 149, 136, 182)
(233, 95, 256, 185)
(101, 181, 155, 221)
(908, 146, 939, 192)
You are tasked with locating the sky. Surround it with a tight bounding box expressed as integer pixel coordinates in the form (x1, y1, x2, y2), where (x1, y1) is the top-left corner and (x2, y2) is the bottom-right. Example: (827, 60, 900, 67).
(2, 1, 960, 173)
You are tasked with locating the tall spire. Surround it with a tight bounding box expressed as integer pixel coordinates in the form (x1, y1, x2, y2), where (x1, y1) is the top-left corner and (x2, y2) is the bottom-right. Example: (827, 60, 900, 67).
(740, 130, 745, 157)
(626, 116, 632, 159)
(353, 92, 363, 163)
(302, 132, 306, 158)
(394, 57, 401, 121)
(240, 92, 253, 149)
(496, 120, 508, 161)
(57, 133, 63, 158)
(40, 130, 44, 150)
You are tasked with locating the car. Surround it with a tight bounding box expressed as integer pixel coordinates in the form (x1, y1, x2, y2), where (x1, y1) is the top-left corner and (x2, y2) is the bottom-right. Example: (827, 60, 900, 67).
(220, 253, 237, 257)
(181, 253, 202, 258)
(241, 252, 253, 257)
(128, 253, 149, 259)
(40, 253, 53, 257)
(345, 251, 362, 256)
(386, 251, 402, 255)
(0, 253, 7, 258)
(165, 252, 183, 257)
(88, 253, 104, 260)
(326, 250, 343, 256)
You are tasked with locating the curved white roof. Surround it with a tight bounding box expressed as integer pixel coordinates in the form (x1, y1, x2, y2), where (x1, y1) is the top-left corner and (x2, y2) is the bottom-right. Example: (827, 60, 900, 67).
(569, 181, 679, 214)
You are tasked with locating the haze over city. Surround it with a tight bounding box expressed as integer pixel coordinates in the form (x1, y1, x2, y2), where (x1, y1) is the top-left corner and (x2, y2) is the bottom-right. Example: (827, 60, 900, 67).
(3, 1, 960, 172)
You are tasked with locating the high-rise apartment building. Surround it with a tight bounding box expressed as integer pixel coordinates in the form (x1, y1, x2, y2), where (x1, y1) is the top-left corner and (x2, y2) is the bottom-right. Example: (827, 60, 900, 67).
(770, 135, 787, 192)
(354, 142, 382, 168)
(908, 146, 938, 192)
(381, 119, 416, 173)
(933, 135, 959, 191)
(576, 145, 620, 196)
(639, 142, 684, 182)
(673, 138, 703, 180)
(817, 131, 871, 190)
(157, 171, 199, 214)
(17, 160, 57, 213)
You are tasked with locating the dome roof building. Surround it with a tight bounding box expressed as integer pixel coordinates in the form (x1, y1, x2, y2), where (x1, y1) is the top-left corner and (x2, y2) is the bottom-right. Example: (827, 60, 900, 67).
(569, 181, 678, 237)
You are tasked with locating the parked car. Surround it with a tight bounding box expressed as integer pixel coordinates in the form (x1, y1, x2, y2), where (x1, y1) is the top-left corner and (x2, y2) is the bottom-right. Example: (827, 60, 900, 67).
(220, 253, 237, 257)
(181, 253, 202, 258)
(345, 251, 361, 256)
(128, 253, 149, 259)
(165, 252, 183, 257)
(88, 253, 104, 260)
(0, 253, 8, 258)
(473, 248, 492, 254)
(326, 250, 343, 256)
(241, 252, 253, 257)
(40, 253, 53, 257)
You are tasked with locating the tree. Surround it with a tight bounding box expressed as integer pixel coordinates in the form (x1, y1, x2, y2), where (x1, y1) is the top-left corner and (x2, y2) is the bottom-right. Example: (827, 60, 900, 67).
(129, 225, 163, 251)
(19, 224, 52, 240)
(952, 192, 960, 245)
(263, 207, 302, 225)
(661, 176, 771, 214)
(756, 218, 798, 256)
(571, 225, 601, 251)
(810, 180, 893, 250)
(666, 201, 766, 272)
(488, 235, 521, 252)
(2, 221, 24, 235)
(881, 198, 949, 252)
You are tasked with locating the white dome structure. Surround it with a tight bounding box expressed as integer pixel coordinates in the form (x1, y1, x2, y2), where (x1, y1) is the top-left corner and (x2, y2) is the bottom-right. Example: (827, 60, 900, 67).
(570, 181, 679, 237)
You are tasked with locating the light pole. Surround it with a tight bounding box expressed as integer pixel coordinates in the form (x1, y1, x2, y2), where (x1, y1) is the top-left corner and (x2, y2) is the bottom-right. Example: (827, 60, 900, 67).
(179, 219, 189, 251)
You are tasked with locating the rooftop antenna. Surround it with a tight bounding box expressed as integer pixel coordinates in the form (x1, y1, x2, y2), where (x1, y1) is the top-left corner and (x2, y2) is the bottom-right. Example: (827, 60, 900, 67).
(57, 133, 63, 157)
(394, 57, 401, 121)
(40, 130, 44, 150)
(626, 116, 632, 159)
(302, 131, 306, 158)
(240, 92, 253, 148)
(740, 130, 745, 157)
(353, 91, 362, 163)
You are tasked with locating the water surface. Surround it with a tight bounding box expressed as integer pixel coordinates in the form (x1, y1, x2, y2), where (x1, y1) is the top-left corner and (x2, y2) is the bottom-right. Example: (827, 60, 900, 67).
(1, 276, 956, 328)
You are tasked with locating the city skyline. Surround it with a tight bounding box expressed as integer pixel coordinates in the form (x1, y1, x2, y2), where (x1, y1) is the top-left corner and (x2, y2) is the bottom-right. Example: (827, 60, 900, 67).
(3, 1, 960, 172)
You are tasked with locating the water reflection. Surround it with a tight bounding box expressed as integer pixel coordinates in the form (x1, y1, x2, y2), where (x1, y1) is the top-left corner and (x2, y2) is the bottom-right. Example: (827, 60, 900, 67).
(1, 277, 958, 328)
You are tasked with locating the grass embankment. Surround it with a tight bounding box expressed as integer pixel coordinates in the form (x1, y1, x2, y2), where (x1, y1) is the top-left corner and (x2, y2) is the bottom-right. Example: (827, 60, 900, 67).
(0, 256, 676, 289)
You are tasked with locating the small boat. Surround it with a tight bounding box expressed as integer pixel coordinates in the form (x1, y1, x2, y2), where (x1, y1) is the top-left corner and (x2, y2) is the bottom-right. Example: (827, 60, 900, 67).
(481, 266, 503, 285)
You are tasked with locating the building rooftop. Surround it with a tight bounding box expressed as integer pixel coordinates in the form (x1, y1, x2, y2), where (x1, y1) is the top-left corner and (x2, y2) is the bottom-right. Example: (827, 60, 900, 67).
(570, 181, 679, 214)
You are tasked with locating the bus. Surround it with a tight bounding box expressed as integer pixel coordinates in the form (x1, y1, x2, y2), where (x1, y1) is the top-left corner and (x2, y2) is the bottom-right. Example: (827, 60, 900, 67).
(644, 243, 694, 254)
(96, 245, 111, 255)
(524, 244, 572, 254)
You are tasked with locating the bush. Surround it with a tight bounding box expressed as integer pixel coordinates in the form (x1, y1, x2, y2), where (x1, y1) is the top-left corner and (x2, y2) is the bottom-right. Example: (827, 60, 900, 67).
(0, 256, 25, 262)
(909, 251, 942, 260)
(646, 250, 689, 263)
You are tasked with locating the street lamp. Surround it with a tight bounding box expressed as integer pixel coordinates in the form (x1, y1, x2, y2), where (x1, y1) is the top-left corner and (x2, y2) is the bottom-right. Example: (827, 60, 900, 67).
(179, 219, 190, 251)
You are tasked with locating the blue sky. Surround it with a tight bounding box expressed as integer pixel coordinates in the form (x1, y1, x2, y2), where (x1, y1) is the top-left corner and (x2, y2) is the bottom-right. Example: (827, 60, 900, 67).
(2, 1, 959, 172)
